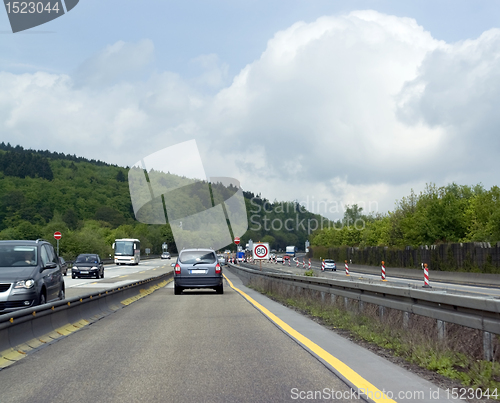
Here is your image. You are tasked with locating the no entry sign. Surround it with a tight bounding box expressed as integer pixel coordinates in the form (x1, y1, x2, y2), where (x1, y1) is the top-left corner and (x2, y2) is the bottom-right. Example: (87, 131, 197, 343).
(234, 237, 240, 245)
(253, 243, 269, 260)
(54, 231, 62, 240)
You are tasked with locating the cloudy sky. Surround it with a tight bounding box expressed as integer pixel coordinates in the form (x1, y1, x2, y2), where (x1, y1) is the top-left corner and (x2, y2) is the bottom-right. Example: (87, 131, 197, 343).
(1, 0, 499, 219)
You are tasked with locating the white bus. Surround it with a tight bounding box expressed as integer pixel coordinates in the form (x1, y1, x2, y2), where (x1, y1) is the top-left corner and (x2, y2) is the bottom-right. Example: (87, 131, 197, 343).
(113, 238, 141, 265)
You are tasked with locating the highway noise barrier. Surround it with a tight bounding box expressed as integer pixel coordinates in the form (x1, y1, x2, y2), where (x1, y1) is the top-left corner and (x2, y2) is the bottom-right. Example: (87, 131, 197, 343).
(345, 260, 350, 276)
(381, 261, 387, 281)
(423, 263, 431, 288)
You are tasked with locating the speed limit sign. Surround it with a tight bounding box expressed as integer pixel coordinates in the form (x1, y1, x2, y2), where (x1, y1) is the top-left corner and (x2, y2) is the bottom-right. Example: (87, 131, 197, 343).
(253, 243, 269, 260)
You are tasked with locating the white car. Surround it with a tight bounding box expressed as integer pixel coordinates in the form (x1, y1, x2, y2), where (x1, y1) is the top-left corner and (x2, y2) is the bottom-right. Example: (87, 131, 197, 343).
(217, 254, 226, 265)
(275, 255, 284, 263)
(323, 259, 336, 271)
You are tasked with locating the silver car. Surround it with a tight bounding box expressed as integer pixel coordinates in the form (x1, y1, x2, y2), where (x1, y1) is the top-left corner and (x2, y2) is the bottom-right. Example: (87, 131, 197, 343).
(323, 259, 337, 271)
(174, 249, 223, 295)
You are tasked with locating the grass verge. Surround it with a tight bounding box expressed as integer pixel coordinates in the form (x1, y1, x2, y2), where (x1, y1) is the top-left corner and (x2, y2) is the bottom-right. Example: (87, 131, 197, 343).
(248, 277, 500, 399)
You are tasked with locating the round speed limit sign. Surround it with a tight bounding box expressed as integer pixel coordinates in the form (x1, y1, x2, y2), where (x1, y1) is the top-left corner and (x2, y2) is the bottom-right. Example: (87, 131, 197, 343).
(253, 243, 269, 259)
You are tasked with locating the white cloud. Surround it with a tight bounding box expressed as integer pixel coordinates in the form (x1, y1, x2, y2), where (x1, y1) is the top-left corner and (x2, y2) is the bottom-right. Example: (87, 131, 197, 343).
(0, 11, 499, 219)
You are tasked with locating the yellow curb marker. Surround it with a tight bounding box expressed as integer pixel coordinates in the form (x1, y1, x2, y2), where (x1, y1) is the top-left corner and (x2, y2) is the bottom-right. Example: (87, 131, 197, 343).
(223, 274, 396, 403)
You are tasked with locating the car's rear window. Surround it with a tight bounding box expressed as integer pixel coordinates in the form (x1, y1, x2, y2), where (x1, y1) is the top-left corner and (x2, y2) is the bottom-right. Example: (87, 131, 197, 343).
(325, 260, 335, 263)
(0, 245, 38, 267)
(179, 251, 216, 264)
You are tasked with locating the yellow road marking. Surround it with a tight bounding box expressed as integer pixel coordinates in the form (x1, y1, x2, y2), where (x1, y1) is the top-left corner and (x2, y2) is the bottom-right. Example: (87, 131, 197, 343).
(223, 274, 396, 403)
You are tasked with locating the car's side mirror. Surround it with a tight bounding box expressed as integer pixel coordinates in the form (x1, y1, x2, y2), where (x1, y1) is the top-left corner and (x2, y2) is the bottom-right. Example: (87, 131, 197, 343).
(41, 262, 57, 271)
(171, 263, 175, 267)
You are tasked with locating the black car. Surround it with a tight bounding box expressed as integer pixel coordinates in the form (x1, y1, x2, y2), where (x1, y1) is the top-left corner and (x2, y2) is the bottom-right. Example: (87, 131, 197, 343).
(59, 256, 68, 276)
(72, 254, 104, 279)
(0, 239, 65, 313)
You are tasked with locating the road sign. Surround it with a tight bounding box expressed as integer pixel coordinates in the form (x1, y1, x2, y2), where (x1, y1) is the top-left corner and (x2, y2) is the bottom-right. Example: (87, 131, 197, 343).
(54, 231, 62, 240)
(234, 237, 240, 245)
(253, 243, 269, 260)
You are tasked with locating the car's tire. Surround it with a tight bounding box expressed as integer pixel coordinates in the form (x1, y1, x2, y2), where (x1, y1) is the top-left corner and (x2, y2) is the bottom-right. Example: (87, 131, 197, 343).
(174, 285, 182, 295)
(59, 287, 65, 300)
(216, 284, 224, 294)
(38, 292, 46, 306)
(72, 273, 76, 279)
(64, 271, 67, 276)
(101, 271, 104, 278)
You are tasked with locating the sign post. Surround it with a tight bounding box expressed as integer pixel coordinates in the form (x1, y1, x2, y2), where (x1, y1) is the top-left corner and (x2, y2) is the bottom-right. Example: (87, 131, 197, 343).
(54, 231, 62, 256)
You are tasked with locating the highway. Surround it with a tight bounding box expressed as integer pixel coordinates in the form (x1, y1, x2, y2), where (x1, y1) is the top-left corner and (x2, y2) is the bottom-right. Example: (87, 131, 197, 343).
(258, 255, 500, 298)
(63, 258, 173, 299)
(0, 264, 362, 403)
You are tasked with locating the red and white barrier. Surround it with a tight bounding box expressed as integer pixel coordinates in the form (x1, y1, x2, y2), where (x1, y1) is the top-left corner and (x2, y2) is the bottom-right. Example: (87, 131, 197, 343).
(303, 260, 305, 269)
(296, 259, 299, 267)
(308, 259, 311, 269)
(321, 260, 325, 271)
(282, 259, 285, 265)
(381, 261, 387, 281)
(345, 260, 349, 276)
(423, 263, 431, 288)
(288, 259, 290, 267)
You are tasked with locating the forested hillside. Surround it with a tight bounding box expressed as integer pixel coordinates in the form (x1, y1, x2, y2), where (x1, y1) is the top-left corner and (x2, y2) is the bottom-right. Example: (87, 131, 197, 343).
(0, 144, 323, 260)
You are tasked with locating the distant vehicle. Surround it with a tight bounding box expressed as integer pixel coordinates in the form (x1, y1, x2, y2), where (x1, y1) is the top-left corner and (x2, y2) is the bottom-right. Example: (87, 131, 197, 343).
(174, 248, 223, 295)
(72, 254, 104, 279)
(161, 252, 171, 259)
(59, 257, 68, 276)
(237, 251, 245, 262)
(275, 255, 284, 263)
(113, 238, 140, 265)
(323, 259, 336, 271)
(217, 254, 226, 265)
(0, 239, 65, 312)
(286, 246, 297, 256)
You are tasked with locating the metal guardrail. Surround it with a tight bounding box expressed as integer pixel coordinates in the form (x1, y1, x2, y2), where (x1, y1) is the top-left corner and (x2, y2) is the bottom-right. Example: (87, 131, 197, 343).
(0, 270, 172, 369)
(228, 263, 500, 335)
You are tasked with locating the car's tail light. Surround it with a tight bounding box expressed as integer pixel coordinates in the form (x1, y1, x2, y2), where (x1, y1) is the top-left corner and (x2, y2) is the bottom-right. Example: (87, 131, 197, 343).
(175, 264, 181, 274)
(215, 263, 221, 274)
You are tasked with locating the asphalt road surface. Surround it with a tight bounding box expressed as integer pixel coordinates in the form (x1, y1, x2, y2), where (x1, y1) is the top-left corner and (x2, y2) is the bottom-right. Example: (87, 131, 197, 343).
(0, 274, 359, 403)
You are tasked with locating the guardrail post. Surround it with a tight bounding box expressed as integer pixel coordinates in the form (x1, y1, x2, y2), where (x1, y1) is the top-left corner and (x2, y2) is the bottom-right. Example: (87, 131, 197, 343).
(403, 312, 410, 328)
(379, 305, 385, 320)
(437, 320, 446, 340)
(344, 297, 349, 310)
(359, 300, 364, 313)
(483, 331, 493, 361)
(320, 291, 326, 303)
(330, 293, 336, 305)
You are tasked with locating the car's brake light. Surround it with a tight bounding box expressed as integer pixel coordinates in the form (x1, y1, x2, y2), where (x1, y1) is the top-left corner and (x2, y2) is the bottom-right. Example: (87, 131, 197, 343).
(175, 264, 181, 274)
(215, 263, 221, 274)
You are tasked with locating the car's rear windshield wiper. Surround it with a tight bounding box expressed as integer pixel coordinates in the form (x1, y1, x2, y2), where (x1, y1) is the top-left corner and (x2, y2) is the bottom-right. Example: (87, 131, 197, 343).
(192, 261, 212, 266)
